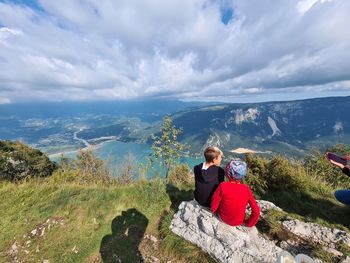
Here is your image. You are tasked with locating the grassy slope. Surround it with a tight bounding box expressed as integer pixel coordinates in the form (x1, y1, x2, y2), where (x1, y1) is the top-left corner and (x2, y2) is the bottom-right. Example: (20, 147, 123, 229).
(0, 177, 213, 263)
(1, 165, 350, 263)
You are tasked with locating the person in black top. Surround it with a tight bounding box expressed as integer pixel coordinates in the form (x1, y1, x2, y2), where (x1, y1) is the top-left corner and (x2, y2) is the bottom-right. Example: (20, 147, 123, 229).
(326, 152, 350, 207)
(194, 146, 225, 207)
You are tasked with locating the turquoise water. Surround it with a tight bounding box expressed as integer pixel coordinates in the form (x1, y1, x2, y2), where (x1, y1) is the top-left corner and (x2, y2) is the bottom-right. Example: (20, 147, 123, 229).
(96, 141, 152, 165)
(96, 141, 202, 177)
(51, 141, 202, 178)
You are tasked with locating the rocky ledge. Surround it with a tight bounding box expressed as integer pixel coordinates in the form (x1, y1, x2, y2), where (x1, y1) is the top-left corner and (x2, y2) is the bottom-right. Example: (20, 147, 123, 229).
(170, 200, 350, 263)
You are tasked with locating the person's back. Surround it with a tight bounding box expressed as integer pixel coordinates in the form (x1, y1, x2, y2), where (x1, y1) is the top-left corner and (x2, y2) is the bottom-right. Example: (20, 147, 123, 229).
(211, 160, 260, 227)
(211, 181, 259, 226)
(193, 146, 225, 207)
(194, 163, 224, 207)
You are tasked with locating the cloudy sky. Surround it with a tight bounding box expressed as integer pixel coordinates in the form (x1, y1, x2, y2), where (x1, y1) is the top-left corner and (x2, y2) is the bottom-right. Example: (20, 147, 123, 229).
(0, 0, 349, 104)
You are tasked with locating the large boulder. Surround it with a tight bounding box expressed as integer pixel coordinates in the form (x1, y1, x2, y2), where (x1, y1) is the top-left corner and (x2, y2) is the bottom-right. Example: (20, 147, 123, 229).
(170, 200, 283, 263)
(170, 200, 350, 263)
(281, 219, 350, 249)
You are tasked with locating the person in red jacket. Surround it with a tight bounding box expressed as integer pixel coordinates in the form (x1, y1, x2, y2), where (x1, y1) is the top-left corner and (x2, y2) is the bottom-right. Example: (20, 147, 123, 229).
(211, 160, 260, 227)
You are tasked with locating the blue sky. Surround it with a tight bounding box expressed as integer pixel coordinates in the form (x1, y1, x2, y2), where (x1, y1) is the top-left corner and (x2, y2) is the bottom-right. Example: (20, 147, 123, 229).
(1, 0, 41, 9)
(0, 0, 349, 104)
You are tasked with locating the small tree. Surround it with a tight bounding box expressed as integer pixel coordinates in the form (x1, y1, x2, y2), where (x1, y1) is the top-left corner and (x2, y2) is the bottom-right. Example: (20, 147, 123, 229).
(77, 149, 110, 184)
(151, 116, 189, 179)
(118, 152, 135, 184)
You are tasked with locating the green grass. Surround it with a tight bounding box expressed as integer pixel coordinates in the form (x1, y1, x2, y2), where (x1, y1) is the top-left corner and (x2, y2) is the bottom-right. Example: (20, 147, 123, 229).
(1, 151, 350, 263)
(0, 177, 209, 263)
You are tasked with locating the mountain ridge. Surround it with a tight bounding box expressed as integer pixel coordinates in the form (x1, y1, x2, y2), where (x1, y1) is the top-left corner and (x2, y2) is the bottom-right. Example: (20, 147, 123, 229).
(171, 96, 350, 156)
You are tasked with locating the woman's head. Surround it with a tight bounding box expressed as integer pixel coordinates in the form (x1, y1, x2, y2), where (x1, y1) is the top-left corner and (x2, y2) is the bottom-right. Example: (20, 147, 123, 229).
(225, 160, 247, 181)
(204, 146, 223, 165)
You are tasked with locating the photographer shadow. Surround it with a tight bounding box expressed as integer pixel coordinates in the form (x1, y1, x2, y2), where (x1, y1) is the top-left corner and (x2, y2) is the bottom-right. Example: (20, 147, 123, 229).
(100, 208, 148, 263)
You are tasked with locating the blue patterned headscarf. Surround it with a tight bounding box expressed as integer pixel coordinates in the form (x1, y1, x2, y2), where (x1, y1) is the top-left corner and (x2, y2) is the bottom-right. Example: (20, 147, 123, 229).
(225, 160, 247, 180)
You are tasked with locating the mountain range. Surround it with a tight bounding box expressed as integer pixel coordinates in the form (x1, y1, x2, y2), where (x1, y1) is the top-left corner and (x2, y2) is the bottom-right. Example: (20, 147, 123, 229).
(172, 96, 350, 156)
(0, 96, 349, 157)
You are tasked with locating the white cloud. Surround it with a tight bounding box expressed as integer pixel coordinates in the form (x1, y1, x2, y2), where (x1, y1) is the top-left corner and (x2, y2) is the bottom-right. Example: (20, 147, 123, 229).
(0, 0, 349, 103)
(0, 96, 11, 104)
(297, 0, 333, 14)
(0, 27, 23, 45)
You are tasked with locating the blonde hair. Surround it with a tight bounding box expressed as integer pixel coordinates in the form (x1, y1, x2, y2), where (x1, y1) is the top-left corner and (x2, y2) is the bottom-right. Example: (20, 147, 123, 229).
(204, 146, 223, 163)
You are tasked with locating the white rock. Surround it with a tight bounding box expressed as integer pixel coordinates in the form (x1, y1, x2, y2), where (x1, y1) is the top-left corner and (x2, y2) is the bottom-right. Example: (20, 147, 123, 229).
(9, 241, 19, 255)
(40, 227, 45, 237)
(282, 219, 350, 248)
(150, 256, 160, 262)
(276, 251, 316, 263)
(170, 200, 283, 263)
(256, 200, 282, 214)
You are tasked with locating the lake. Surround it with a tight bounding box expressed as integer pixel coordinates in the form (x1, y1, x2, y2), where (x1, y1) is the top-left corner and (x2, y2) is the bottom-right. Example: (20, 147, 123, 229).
(50, 140, 202, 179)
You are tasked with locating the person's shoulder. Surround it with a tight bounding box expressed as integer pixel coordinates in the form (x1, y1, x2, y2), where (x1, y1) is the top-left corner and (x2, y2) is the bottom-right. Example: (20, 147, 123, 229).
(218, 166, 225, 172)
(208, 165, 224, 172)
(194, 163, 203, 173)
(240, 183, 250, 188)
(194, 163, 203, 169)
(218, 181, 233, 190)
(240, 183, 254, 192)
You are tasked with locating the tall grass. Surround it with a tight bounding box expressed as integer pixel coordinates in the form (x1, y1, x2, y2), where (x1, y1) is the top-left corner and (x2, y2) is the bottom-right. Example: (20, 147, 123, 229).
(245, 150, 350, 230)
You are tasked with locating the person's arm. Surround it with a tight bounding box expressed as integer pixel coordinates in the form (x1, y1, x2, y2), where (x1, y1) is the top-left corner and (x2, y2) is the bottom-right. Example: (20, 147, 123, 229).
(328, 159, 350, 177)
(211, 185, 223, 214)
(244, 189, 260, 227)
(329, 159, 345, 169)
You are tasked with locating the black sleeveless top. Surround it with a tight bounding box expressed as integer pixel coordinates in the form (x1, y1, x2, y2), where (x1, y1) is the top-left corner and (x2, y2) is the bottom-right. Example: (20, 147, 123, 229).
(193, 163, 225, 207)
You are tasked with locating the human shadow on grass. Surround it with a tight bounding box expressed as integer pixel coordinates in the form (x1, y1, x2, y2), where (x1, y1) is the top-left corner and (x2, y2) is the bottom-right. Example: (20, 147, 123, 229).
(100, 208, 148, 263)
(266, 191, 350, 229)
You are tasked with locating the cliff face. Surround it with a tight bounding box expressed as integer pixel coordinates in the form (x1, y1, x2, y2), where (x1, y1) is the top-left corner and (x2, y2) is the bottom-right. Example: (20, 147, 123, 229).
(172, 96, 350, 155)
(170, 200, 350, 263)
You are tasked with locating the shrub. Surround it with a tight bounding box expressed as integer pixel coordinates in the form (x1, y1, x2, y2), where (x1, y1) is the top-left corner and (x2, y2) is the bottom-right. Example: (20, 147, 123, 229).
(304, 146, 350, 189)
(0, 140, 56, 182)
(49, 168, 79, 184)
(244, 154, 269, 197)
(117, 153, 136, 185)
(77, 149, 112, 184)
(245, 154, 313, 197)
(266, 156, 308, 192)
(167, 163, 194, 189)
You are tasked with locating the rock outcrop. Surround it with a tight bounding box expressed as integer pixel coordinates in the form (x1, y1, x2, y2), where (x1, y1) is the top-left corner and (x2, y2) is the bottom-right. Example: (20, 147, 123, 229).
(170, 200, 283, 263)
(170, 200, 350, 263)
(282, 219, 350, 249)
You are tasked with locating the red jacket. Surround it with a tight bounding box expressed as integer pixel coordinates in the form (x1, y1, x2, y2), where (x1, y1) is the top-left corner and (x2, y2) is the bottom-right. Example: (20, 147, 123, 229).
(211, 181, 260, 227)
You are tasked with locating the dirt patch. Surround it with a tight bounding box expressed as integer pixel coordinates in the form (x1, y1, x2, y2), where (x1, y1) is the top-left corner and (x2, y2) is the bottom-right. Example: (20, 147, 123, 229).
(5, 216, 65, 263)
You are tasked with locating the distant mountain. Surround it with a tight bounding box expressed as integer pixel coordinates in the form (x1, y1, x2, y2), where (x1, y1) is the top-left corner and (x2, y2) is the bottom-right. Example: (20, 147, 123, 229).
(171, 96, 350, 156)
(1, 97, 349, 157)
(0, 100, 213, 147)
(0, 100, 213, 120)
